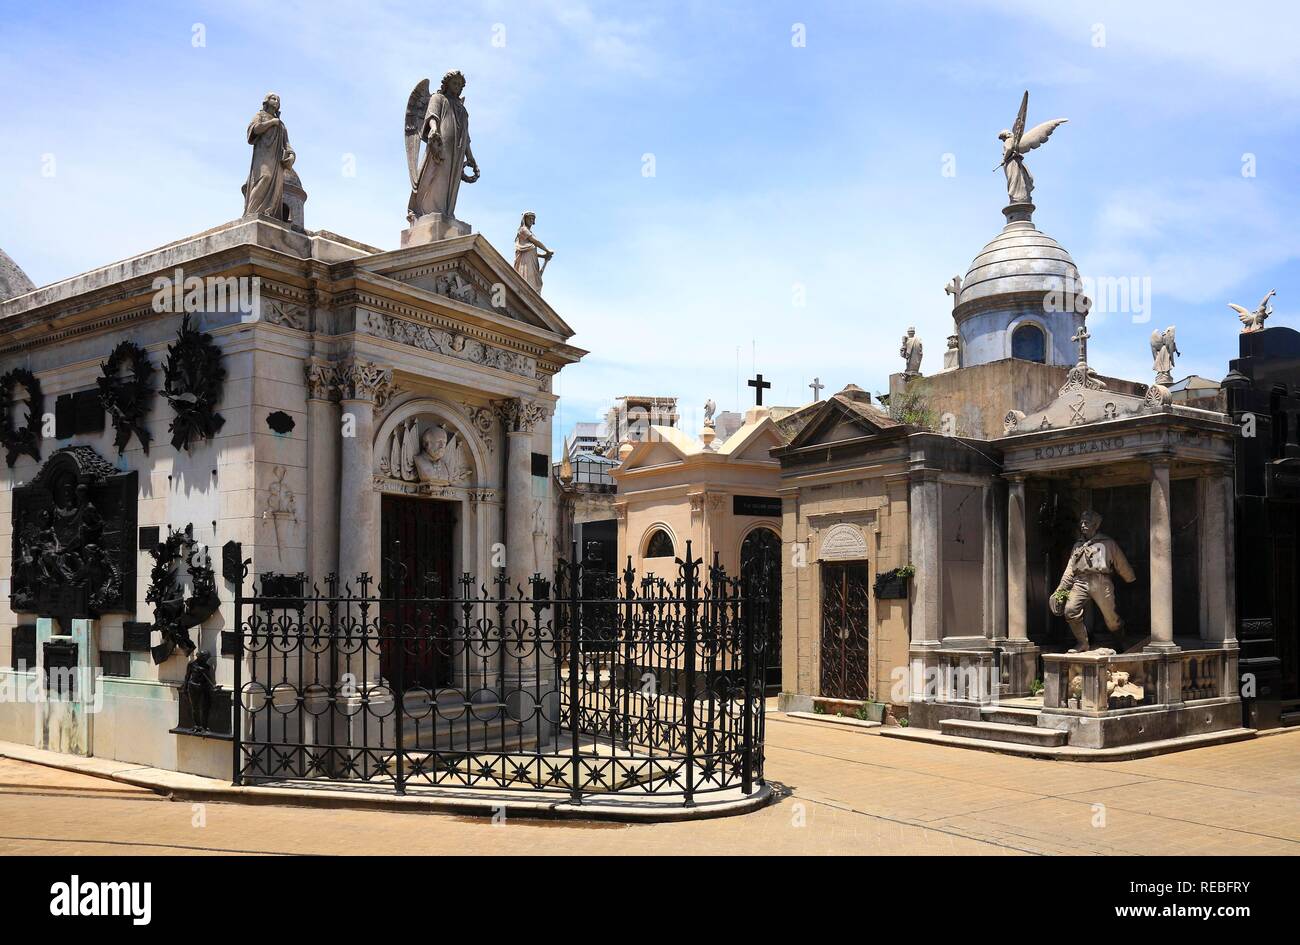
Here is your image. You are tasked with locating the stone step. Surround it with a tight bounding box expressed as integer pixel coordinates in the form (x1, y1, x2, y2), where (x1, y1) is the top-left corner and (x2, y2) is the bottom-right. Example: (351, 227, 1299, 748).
(980, 706, 1041, 727)
(880, 725, 1256, 761)
(940, 719, 1067, 747)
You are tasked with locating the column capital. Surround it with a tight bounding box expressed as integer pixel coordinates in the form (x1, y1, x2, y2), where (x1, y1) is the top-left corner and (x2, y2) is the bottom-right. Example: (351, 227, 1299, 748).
(492, 396, 549, 434)
(304, 360, 341, 402)
(337, 358, 396, 407)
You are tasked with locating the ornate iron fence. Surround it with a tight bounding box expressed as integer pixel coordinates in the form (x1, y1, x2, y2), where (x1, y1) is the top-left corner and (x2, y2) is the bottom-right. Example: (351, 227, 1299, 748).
(229, 541, 767, 805)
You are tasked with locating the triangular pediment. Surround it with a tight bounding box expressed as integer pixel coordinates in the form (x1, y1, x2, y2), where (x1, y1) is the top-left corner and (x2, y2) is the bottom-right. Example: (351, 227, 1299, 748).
(787, 395, 899, 450)
(355, 233, 573, 338)
(721, 421, 785, 463)
(1002, 373, 1162, 436)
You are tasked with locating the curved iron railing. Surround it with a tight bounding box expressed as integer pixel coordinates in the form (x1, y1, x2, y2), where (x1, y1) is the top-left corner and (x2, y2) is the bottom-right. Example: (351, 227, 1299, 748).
(229, 541, 768, 805)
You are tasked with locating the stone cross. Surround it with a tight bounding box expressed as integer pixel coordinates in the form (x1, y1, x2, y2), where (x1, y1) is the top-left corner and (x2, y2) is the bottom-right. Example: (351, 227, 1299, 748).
(1071, 325, 1091, 367)
(748, 373, 772, 406)
(809, 377, 824, 400)
(945, 275, 962, 310)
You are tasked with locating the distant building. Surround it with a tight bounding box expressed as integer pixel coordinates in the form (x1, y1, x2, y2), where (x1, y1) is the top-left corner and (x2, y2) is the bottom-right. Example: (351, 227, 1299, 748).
(613, 402, 816, 693)
(601, 395, 679, 455)
(564, 420, 604, 457)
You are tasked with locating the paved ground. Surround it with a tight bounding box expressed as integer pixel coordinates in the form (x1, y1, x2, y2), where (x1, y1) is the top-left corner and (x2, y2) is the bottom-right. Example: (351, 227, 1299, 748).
(1, 716, 1298, 855)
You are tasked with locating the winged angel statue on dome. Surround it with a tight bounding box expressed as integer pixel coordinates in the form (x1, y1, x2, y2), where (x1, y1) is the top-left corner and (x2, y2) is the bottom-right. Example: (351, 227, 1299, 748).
(995, 91, 1068, 205)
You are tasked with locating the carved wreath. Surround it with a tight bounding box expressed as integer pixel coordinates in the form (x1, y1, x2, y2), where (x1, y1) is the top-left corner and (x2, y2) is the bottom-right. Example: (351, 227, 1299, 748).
(162, 314, 226, 452)
(0, 367, 43, 467)
(98, 341, 155, 455)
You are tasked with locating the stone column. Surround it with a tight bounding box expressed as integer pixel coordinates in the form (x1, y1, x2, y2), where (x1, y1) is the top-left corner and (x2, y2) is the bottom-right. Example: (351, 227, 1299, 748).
(1005, 475, 1029, 642)
(304, 361, 341, 586)
(494, 399, 546, 591)
(336, 358, 394, 685)
(909, 472, 942, 645)
(997, 475, 1037, 697)
(492, 397, 554, 725)
(907, 471, 941, 707)
(1203, 466, 1240, 698)
(1147, 459, 1177, 651)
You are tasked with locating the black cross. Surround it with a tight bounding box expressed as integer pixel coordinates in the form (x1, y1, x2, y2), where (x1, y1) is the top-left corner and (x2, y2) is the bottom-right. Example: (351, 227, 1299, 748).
(747, 373, 772, 406)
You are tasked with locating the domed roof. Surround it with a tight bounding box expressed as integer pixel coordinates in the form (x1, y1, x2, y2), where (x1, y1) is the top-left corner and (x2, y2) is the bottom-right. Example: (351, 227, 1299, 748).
(0, 248, 36, 301)
(955, 214, 1082, 317)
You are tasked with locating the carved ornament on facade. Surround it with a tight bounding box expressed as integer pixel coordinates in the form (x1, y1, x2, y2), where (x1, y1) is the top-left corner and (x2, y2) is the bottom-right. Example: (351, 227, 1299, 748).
(359, 309, 536, 379)
(265, 299, 308, 330)
(304, 361, 340, 401)
(1141, 383, 1172, 412)
(462, 402, 496, 453)
(492, 396, 548, 434)
(337, 358, 395, 406)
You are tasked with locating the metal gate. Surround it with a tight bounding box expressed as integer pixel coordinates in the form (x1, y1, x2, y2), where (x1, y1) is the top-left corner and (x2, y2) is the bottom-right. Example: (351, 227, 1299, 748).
(228, 542, 767, 805)
(819, 561, 871, 699)
(741, 527, 782, 693)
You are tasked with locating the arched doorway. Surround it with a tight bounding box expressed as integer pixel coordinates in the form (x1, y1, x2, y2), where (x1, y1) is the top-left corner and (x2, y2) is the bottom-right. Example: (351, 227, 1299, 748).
(740, 526, 782, 692)
(380, 495, 457, 690)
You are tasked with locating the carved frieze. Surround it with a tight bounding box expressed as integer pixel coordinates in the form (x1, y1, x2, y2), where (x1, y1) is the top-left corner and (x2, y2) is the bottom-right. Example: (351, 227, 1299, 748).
(264, 299, 308, 330)
(359, 309, 537, 378)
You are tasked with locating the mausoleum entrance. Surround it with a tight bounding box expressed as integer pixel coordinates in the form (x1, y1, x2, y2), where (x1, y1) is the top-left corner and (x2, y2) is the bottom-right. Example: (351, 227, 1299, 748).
(1021, 474, 1202, 654)
(819, 561, 871, 699)
(380, 495, 457, 690)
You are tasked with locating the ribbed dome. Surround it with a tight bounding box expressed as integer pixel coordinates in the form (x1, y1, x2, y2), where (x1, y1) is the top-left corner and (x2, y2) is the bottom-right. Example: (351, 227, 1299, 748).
(0, 248, 36, 301)
(956, 217, 1081, 314)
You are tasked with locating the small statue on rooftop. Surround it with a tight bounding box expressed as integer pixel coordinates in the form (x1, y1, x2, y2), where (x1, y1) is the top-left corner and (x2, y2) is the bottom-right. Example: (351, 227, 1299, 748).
(242, 93, 296, 218)
(513, 211, 554, 291)
(1149, 326, 1179, 385)
(1230, 289, 1275, 333)
(900, 327, 923, 375)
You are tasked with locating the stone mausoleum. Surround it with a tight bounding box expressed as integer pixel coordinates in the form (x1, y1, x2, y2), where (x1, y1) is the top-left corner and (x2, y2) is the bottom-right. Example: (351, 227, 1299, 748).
(0, 87, 583, 778)
(778, 95, 1251, 754)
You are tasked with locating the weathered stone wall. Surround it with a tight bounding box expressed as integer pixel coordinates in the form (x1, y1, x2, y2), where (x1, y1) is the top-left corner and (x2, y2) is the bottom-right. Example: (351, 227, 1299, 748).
(782, 470, 912, 707)
(901, 359, 1144, 440)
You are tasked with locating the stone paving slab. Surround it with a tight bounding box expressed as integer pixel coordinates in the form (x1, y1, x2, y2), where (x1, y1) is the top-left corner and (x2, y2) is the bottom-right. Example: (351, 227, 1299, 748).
(0, 716, 1296, 855)
(0, 740, 769, 823)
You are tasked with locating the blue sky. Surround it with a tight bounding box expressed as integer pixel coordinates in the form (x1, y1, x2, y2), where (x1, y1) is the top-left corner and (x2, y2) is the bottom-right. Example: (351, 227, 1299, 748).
(3, 0, 1300, 448)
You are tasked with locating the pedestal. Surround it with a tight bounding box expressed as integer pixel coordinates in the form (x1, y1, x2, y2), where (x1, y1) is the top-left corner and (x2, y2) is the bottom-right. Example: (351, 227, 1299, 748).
(400, 213, 471, 247)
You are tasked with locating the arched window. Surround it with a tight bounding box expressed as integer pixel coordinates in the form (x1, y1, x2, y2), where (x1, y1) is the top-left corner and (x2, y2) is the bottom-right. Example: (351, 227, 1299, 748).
(643, 528, 675, 558)
(1011, 323, 1046, 363)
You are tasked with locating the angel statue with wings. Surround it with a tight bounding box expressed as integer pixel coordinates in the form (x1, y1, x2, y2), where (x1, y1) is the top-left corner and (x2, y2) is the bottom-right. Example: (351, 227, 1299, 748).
(1149, 326, 1179, 385)
(995, 91, 1068, 205)
(405, 71, 480, 229)
(1230, 289, 1275, 333)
